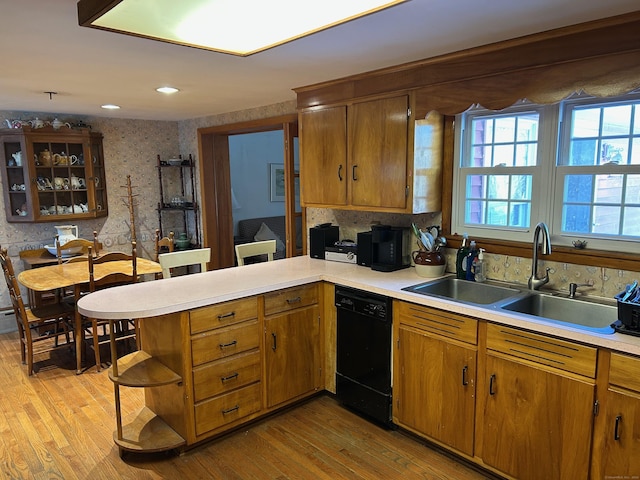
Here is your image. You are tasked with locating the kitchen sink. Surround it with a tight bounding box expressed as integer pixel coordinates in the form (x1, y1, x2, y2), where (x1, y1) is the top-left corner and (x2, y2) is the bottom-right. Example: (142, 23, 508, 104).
(403, 277, 522, 305)
(500, 293, 616, 334)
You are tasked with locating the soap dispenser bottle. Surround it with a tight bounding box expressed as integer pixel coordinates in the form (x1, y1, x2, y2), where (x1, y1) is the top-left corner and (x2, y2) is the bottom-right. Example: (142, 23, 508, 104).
(456, 233, 470, 279)
(473, 248, 486, 282)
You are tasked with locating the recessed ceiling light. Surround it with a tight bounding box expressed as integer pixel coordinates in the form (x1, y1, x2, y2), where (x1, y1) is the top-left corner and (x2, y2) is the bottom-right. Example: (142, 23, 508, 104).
(156, 86, 180, 94)
(101, 104, 121, 110)
(78, 0, 407, 56)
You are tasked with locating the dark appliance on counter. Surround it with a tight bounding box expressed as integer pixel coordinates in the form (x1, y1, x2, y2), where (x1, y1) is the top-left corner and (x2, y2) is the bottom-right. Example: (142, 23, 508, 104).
(356, 231, 373, 267)
(309, 223, 339, 259)
(371, 225, 411, 272)
(335, 285, 394, 428)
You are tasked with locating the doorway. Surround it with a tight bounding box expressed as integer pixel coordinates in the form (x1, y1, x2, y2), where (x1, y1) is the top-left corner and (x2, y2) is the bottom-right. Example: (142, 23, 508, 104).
(197, 115, 302, 269)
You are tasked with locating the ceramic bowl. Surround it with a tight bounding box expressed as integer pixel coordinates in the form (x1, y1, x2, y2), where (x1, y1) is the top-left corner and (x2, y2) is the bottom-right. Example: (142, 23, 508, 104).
(415, 263, 447, 278)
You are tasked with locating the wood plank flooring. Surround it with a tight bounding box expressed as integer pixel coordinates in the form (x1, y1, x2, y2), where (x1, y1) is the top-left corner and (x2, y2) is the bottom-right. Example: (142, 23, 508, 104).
(0, 331, 496, 479)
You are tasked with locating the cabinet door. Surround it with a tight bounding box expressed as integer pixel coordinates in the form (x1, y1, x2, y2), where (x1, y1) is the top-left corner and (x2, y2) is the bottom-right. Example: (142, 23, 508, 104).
(395, 326, 476, 456)
(299, 106, 347, 206)
(348, 95, 408, 209)
(0, 134, 33, 222)
(481, 354, 595, 480)
(265, 305, 320, 408)
(602, 388, 640, 477)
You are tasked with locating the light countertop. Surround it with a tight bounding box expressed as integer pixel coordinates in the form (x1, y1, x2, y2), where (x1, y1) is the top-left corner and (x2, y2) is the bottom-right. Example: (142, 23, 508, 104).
(77, 255, 640, 357)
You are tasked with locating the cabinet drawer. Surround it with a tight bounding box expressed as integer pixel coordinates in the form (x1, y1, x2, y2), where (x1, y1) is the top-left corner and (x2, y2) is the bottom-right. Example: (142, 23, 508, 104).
(190, 296, 258, 334)
(194, 383, 262, 436)
(191, 320, 259, 367)
(193, 350, 261, 403)
(486, 323, 597, 378)
(610, 352, 640, 392)
(264, 283, 318, 316)
(396, 301, 478, 345)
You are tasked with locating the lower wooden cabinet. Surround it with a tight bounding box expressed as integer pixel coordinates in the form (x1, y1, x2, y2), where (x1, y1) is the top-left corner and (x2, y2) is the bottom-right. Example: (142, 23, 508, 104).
(598, 352, 640, 478)
(265, 284, 322, 408)
(480, 353, 595, 480)
(393, 301, 477, 456)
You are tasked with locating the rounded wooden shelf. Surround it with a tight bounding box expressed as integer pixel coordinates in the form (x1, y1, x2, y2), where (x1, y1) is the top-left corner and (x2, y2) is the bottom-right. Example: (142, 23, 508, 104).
(109, 350, 182, 387)
(114, 406, 185, 454)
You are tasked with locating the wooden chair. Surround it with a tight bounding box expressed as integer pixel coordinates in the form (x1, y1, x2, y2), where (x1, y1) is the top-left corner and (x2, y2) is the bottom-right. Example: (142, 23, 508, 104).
(55, 230, 101, 264)
(0, 247, 74, 375)
(154, 229, 174, 279)
(158, 248, 210, 279)
(235, 240, 276, 266)
(78, 243, 138, 372)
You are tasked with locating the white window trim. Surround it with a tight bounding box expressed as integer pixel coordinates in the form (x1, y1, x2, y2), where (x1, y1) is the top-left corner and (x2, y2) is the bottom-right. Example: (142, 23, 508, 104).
(451, 94, 640, 254)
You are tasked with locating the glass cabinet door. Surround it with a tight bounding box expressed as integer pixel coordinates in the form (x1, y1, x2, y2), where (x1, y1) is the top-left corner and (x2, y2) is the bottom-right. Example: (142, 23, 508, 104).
(0, 134, 33, 221)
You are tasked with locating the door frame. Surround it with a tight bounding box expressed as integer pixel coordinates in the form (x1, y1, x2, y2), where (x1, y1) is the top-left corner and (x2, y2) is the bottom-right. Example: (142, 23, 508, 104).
(197, 114, 302, 269)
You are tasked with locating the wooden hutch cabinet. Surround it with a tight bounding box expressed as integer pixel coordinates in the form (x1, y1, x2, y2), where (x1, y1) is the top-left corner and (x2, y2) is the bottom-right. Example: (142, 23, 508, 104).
(0, 126, 108, 222)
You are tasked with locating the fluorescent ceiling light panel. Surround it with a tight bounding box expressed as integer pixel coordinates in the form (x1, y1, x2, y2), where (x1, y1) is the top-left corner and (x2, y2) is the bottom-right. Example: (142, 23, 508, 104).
(78, 0, 407, 56)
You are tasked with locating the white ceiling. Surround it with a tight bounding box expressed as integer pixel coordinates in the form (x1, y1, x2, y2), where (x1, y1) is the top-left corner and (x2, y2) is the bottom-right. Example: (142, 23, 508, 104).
(1, 0, 638, 121)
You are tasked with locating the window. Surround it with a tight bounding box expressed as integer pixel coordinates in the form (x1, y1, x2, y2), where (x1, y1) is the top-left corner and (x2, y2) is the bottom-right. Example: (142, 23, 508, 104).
(453, 92, 640, 251)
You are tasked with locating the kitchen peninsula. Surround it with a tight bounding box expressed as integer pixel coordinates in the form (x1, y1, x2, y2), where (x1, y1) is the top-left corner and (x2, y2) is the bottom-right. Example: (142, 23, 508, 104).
(78, 256, 640, 478)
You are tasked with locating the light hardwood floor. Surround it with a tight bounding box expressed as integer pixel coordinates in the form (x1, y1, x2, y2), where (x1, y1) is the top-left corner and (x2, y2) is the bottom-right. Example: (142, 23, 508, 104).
(0, 331, 495, 480)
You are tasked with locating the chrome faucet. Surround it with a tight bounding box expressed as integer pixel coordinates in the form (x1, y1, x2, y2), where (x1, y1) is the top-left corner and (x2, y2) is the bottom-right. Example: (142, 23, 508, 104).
(528, 222, 551, 290)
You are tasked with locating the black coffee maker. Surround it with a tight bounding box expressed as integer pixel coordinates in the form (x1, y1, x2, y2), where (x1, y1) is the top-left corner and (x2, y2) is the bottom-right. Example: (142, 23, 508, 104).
(370, 225, 411, 272)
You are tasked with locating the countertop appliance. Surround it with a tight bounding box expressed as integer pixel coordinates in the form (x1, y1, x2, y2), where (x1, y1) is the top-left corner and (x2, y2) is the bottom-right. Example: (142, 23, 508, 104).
(371, 225, 411, 272)
(335, 285, 393, 427)
(325, 240, 357, 264)
(309, 223, 339, 259)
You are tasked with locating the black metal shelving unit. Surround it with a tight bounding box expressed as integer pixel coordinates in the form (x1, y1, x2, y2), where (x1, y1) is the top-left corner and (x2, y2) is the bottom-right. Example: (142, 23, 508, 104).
(157, 154, 200, 248)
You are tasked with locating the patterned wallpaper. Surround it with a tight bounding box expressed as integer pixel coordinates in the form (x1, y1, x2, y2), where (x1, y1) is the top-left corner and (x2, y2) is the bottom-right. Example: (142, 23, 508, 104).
(1, 101, 636, 314)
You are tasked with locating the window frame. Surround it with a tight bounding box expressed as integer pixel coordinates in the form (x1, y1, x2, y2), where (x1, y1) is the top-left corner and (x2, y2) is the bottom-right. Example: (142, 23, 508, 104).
(451, 93, 640, 255)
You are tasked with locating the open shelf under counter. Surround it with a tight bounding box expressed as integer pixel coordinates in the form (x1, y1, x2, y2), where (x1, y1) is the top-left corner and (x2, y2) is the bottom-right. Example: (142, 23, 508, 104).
(114, 406, 186, 453)
(109, 350, 182, 387)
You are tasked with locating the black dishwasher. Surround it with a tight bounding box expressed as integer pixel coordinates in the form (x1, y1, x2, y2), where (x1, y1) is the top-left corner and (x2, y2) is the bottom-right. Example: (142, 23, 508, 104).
(335, 285, 393, 427)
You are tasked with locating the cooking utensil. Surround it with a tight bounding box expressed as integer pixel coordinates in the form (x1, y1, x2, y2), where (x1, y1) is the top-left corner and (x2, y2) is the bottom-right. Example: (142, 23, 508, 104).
(622, 280, 638, 302)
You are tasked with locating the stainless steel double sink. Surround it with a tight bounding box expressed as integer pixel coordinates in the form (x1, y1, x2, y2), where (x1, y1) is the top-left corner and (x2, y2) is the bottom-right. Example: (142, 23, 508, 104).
(402, 276, 617, 334)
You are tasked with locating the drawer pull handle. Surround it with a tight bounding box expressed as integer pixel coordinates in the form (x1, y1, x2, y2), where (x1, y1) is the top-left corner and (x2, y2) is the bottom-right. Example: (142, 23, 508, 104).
(614, 415, 622, 440)
(221, 373, 239, 383)
(462, 366, 469, 386)
(222, 405, 240, 415)
(286, 296, 301, 304)
(338, 164, 343, 181)
(217, 312, 235, 320)
(272, 333, 277, 351)
(219, 340, 237, 349)
(352, 164, 358, 181)
(489, 374, 496, 395)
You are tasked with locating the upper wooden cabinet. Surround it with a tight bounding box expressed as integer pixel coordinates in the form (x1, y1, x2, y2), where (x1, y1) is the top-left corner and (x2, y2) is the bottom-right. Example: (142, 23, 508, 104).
(0, 126, 108, 222)
(299, 94, 442, 213)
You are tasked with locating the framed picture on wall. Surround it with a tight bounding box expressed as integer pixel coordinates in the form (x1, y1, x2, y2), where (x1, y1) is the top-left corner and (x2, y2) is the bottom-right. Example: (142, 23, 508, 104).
(270, 163, 286, 202)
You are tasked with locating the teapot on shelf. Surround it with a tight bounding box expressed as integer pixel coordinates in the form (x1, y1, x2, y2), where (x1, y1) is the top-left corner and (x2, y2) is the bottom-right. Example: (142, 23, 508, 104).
(11, 151, 23, 166)
(51, 118, 71, 130)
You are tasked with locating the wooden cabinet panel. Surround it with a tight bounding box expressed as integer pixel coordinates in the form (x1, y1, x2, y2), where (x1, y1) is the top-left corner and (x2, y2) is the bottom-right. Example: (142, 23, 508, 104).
(192, 350, 260, 403)
(486, 323, 597, 378)
(264, 283, 318, 316)
(190, 296, 257, 334)
(299, 106, 347, 206)
(396, 301, 478, 345)
(348, 96, 408, 209)
(194, 383, 262, 436)
(602, 388, 640, 477)
(395, 325, 477, 456)
(609, 352, 640, 392)
(191, 319, 259, 367)
(481, 353, 595, 480)
(265, 305, 321, 408)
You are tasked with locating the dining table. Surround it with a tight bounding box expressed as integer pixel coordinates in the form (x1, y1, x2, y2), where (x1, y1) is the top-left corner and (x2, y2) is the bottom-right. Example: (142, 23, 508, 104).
(18, 257, 162, 374)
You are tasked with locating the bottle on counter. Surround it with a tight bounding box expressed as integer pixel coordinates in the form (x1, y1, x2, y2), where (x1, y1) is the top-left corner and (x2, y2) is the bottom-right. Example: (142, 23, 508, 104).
(456, 233, 470, 279)
(473, 248, 486, 283)
(465, 241, 478, 281)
